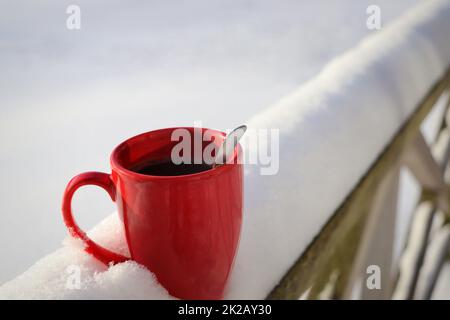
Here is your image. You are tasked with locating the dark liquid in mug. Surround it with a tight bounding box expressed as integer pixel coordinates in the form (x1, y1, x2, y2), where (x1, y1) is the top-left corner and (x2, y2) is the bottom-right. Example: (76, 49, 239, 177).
(132, 160, 212, 176)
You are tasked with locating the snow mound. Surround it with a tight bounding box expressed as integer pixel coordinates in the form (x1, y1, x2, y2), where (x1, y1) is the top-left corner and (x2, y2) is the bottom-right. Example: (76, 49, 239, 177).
(0, 215, 171, 299)
(2, 0, 450, 299)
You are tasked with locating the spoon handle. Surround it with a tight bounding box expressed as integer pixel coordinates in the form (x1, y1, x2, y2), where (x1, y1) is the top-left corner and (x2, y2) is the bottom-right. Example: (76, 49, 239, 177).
(214, 125, 247, 167)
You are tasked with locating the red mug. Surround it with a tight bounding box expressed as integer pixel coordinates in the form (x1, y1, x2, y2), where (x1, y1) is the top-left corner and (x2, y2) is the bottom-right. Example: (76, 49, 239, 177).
(62, 127, 243, 299)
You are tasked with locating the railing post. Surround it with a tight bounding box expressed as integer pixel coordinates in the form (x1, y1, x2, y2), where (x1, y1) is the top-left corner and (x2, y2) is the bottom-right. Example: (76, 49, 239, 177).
(344, 163, 400, 299)
(392, 202, 435, 299)
(414, 225, 450, 299)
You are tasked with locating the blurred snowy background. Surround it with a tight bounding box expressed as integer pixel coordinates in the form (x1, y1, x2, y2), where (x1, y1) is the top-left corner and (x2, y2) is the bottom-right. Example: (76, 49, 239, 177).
(0, 0, 420, 285)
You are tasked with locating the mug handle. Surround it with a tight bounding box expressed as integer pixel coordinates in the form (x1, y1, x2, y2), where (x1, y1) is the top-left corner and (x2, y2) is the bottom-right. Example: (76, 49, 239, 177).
(62, 171, 129, 265)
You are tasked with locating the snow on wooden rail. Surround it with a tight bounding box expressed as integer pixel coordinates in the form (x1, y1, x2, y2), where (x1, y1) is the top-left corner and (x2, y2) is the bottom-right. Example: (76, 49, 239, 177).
(268, 67, 450, 299)
(1, 0, 450, 299)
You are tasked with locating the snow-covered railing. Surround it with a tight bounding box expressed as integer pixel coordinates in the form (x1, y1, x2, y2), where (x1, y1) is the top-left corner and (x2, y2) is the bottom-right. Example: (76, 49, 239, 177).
(1, 0, 450, 300)
(268, 68, 450, 299)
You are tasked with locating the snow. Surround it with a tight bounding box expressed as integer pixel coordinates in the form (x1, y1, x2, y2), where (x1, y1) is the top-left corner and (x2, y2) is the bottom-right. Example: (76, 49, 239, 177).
(231, 0, 450, 299)
(0, 0, 419, 284)
(0, 215, 171, 299)
(1, 0, 450, 299)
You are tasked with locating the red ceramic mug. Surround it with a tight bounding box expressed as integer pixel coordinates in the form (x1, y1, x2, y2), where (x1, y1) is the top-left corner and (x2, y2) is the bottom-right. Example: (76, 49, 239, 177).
(62, 127, 243, 299)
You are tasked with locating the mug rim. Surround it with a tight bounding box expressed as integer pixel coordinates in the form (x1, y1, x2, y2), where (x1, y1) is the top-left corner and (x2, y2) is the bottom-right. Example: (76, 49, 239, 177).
(110, 127, 242, 181)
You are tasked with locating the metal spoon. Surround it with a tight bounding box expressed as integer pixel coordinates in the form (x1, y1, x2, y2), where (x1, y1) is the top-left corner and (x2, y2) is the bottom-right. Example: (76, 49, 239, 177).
(213, 125, 247, 168)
